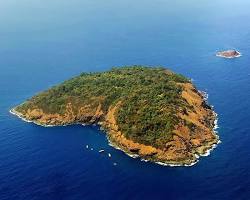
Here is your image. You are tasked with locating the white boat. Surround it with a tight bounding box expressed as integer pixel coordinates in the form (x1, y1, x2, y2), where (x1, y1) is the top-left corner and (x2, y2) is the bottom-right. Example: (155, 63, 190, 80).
(108, 153, 111, 157)
(86, 145, 89, 149)
(99, 150, 105, 153)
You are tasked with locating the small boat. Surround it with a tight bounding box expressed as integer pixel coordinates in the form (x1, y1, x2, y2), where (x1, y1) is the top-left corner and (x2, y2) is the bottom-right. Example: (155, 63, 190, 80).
(113, 162, 117, 166)
(91, 148, 93, 150)
(108, 153, 111, 158)
(99, 150, 105, 153)
(86, 145, 89, 149)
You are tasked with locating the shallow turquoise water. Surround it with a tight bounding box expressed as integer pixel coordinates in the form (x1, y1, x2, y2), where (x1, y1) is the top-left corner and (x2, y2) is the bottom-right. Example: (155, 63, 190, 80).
(0, 0, 250, 199)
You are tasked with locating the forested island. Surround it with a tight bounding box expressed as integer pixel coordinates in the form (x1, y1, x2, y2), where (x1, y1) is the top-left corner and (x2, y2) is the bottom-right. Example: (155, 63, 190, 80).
(11, 66, 219, 166)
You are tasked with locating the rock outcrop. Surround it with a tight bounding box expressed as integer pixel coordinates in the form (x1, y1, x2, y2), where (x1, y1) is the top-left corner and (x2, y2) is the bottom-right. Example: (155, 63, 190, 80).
(216, 50, 241, 58)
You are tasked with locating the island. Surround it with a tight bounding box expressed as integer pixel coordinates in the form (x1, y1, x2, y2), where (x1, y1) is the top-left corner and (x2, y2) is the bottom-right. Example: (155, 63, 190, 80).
(216, 50, 241, 58)
(11, 66, 219, 166)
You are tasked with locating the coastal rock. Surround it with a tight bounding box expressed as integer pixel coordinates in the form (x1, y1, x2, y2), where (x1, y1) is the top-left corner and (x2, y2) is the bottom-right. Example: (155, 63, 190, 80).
(216, 50, 241, 58)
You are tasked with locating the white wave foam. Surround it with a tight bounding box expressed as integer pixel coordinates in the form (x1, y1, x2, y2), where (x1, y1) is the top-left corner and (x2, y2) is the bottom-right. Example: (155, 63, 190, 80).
(155, 159, 199, 167)
(214, 119, 219, 130)
(199, 90, 209, 101)
(216, 54, 242, 59)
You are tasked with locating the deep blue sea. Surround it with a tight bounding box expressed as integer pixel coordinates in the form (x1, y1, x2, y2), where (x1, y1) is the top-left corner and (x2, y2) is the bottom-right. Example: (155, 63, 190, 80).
(0, 0, 250, 199)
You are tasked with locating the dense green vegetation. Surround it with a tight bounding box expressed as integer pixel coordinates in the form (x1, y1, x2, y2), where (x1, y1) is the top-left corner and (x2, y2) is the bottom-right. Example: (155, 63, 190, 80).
(16, 66, 190, 148)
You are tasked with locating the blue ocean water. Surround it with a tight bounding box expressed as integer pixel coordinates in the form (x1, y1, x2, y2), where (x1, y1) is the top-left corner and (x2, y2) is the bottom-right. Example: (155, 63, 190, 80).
(0, 0, 250, 199)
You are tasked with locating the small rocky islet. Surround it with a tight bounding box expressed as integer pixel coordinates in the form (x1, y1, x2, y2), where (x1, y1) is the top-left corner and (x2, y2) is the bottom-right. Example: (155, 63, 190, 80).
(11, 66, 219, 166)
(216, 50, 241, 58)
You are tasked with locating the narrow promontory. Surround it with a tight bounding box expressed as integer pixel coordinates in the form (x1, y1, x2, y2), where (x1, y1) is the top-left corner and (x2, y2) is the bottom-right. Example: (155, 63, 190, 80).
(11, 66, 219, 166)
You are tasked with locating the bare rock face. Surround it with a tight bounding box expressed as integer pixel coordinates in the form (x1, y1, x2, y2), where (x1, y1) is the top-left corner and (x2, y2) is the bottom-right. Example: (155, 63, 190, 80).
(216, 50, 241, 58)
